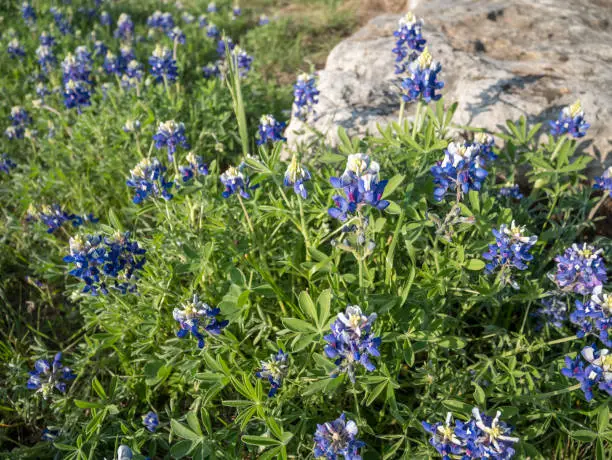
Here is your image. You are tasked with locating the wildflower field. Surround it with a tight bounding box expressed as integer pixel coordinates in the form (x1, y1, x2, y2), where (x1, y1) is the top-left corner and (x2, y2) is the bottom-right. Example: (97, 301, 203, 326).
(1, 1, 612, 459)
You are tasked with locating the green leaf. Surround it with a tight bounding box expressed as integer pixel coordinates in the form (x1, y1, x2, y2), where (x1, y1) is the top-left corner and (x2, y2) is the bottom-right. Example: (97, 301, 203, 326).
(74, 400, 105, 410)
(382, 174, 405, 199)
(242, 435, 282, 446)
(282, 317, 317, 333)
(597, 404, 609, 433)
(91, 377, 107, 399)
(570, 430, 597, 442)
(298, 291, 317, 323)
(437, 337, 467, 349)
(186, 411, 203, 436)
(442, 400, 472, 415)
(384, 201, 402, 215)
(465, 259, 485, 271)
(472, 384, 486, 407)
(366, 381, 388, 406)
(171, 419, 202, 442)
(170, 439, 195, 459)
(316, 290, 332, 328)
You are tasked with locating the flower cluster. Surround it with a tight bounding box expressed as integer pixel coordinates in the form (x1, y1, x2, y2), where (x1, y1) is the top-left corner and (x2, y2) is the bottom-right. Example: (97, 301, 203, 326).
(593, 166, 612, 197)
(126, 158, 174, 204)
(39, 31, 55, 47)
(115, 13, 134, 41)
(149, 45, 178, 83)
(50, 8, 72, 35)
(62, 47, 93, 111)
(28, 204, 97, 234)
(533, 296, 567, 331)
(230, 46, 253, 77)
(473, 132, 497, 162)
(400, 47, 444, 103)
(63, 232, 146, 295)
(422, 408, 519, 460)
(259, 15, 270, 26)
(257, 114, 286, 145)
(498, 184, 523, 200)
(561, 344, 612, 401)
(313, 413, 364, 460)
(208, 2, 218, 13)
(256, 349, 288, 397)
(207, 23, 220, 38)
(8, 39, 25, 59)
(482, 221, 538, 289)
(284, 155, 311, 198)
(392, 12, 426, 74)
(147, 11, 175, 33)
(172, 295, 228, 348)
(571, 286, 612, 346)
(27, 353, 75, 399)
(324, 305, 381, 382)
(329, 153, 390, 222)
(5, 106, 31, 140)
(153, 120, 190, 161)
(167, 27, 186, 45)
(36, 44, 56, 73)
(293, 73, 320, 121)
(430, 142, 487, 202)
(552, 243, 607, 295)
(0, 153, 16, 174)
(550, 100, 590, 138)
(21, 2, 36, 25)
(142, 411, 159, 432)
(180, 152, 209, 182)
(220, 163, 255, 199)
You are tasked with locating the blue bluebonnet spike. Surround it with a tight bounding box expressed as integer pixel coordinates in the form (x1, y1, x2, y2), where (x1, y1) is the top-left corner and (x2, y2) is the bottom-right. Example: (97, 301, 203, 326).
(313, 413, 365, 460)
(256, 350, 288, 397)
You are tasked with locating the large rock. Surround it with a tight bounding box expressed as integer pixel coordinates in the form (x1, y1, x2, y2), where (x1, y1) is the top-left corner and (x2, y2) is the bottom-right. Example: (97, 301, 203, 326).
(285, 0, 612, 172)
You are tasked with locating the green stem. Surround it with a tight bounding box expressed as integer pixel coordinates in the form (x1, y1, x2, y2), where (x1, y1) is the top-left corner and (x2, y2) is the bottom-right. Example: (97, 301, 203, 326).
(550, 136, 566, 162)
(298, 197, 311, 261)
(398, 99, 405, 126)
(587, 194, 608, 221)
(412, 100, 423, 138)
(237, 194, 254, 234)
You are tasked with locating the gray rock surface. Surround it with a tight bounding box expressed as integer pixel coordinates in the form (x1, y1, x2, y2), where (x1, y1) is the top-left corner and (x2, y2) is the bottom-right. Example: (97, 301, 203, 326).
(285, 0, 612, 171)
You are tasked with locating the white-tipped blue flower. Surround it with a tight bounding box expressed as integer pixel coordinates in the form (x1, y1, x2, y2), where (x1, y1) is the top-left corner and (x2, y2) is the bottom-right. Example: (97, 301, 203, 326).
(283, 155, 311, 198)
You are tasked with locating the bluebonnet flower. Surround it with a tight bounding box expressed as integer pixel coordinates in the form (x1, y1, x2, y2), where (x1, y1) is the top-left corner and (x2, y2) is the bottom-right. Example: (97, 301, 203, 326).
(120, 45, 136, 65)
(153, 120, 189, 161)
(39, 31, 56, 47)
(207, 23, 220, 38)
(313, 413, 364, 460)
(217, 37, 235, 58)
(115, 13, 134, 41)
(324, 305, 381, 382)
(256, 350, 288, 397)
(50, 8, 72, 35)
(100, 11, 111, 26)
(179, 152, 208, 182)
(41, 428, 59, 442)
(207, 2, 217, 13)
(293, 73, 319, 121)
(422, 412, 466, 459)
(473, 132, 497, 162)
(550, 100, 590, 138)
(203, 61, 221, 79)
(147, 11, 174, 32)
(571, 286, 612, 347)
(29, 204, 96, 233)
(35, 82, 50, 101)
(27, 352, 75, 398)
(329, 153, 390, 222)
(62, 52, 91, 84)
(284, 155, 311, 198)
(430, 142, 487, 202)
(149, 45, 178, 83)
(593, 166, 612, 197)
(126, 158, 174, 204)
(63, 232, 147, 295)
(93, 40, 107, 58)
(5, 126, 22, 140)
(401, 47, 444, 103)
(233, 5, 241, 16)
(36, 45, 56, 73)
(467, 408, 519, 459)
(8, 39, 25, 59)
(0, 154, 16, 174)
(63, 79, 91, 111)
(499, 184, 523, 200)
(173, 294, 228, 348)
(182, 12, 195, 24)
(121, 60, 144, 89)
(142, 412, 159, 432)
(198, 14, 208, 27)
(22, 2, 36, 25)
(10, 106, 31, 126)
(117, 445, 133, 460)
(123, 119, 141, 133)
(220, 164, 254, 199)
(552, 243, 607, 295)
(167, 26, 186, 44)
(103, 51, 121, 74)
(257, 114, 286, 145)
(392, 12, 426, 74)
(230, 46, 253, 76)
(482, 221, 538, 289)
(533, 296, 567, 331)
(259, 14, 269, 26)
(562, 344, 612, 400)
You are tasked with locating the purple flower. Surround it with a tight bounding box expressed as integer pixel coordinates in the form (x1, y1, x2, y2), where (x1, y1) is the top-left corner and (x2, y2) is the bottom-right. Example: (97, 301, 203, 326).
(324, 305, 381, 382)
(173, 295, 228, 348)
(142, 411, 159, 432)
(39, 32, 56, 47)
(63, 80, 91, 112)
(100, 11, 111, 26)
(0, 154, 16, 174)
(22, 2, 36, 25)
(552, 243, 607, 295)
(126, 158, 174, 204)
(179, 152, 209, 182)
(314, 413, 365, 460)
(216, 37, 235, 58)
(430, 142, 487, 202)
(284, 155, 311, 198)
(533, 296, 567, 331)
(167, 26, 186, 44)
(593, 166, 612, 197)
(422, 412, 466, 459)
(220, 164, 254, 199)
(257, 114, 286, 145)
(115, 13, 134, 41)
(207, 23, 220, 38)
(199, 14, 208, 28)
(27, 352, 75, 398)
(203, 61, 221, 79)
(562, 344, 612, 401)
(392, 12, 426, 74)
(258, 15, 269, 26)
(207, 2, 217, 13)
(499, 184, 523, 200)
(401, 47, 444, 103)
(149, 45, 178, 83)
(550, 100, 590, 138)
(256, 350, 288, 397)
(571, 286, 612, 347)
(153, 120, 190, 161)
(473, 132, 497, 162)
(293, 73, 319, 121)
(8, 39, 25, 59)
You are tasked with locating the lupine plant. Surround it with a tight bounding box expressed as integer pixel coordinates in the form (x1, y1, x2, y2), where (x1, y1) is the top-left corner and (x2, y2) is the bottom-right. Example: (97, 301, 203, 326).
(2, 3, 612, 460)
